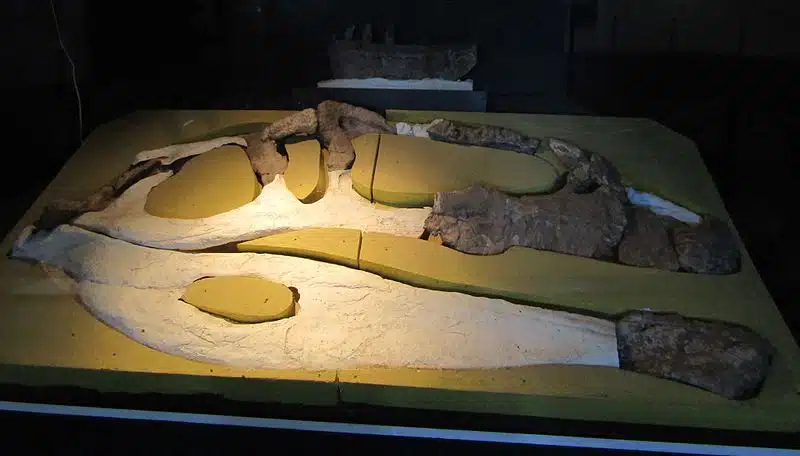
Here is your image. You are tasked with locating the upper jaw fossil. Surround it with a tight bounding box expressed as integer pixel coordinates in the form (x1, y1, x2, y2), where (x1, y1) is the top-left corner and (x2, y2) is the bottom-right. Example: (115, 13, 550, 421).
(71, 169, 430, 251)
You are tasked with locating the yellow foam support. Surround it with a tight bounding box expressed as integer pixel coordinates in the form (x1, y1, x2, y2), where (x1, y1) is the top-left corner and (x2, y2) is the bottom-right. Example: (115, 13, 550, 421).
(144, 145, 261, 219)
(350, 134, 381, 201)
(359, 231, 554, 306)
(237, 228, 361, 269)
(372, 134, 561, 207)
(181, 276, 296, 323)
(358, 231, 758, 319)
(284, 139, 327, 203)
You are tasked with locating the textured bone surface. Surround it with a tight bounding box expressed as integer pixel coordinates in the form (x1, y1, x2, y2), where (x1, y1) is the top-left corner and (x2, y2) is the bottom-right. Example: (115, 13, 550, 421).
(243, 134, 288, 185)
(544, 138, 626, 197)
(328, 41, 477, 80)
(261, 108, 318, 141)
(35, 158, 162, 231)
(72, 170, 430, 251)
(673, 215, 741, 274)
(427, 119, 541, 155)
(134, 137, 248, 165)
(317, 100, 393, 171)
(11, 225, 619, 371)
(425, 184, 627, 258)
(617, 311, 774, 399)
(617, 207, 681, 271)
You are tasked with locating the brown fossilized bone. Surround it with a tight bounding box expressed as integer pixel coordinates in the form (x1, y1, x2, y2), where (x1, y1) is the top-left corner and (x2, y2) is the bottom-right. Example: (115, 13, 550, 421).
(426, 119, 541, 155)
(616, 310, 774, 400)
(260, 101, 392, 171)
(35, 158, 163, 231)
(425, 135, 741, 275)
(243, 133, 287, 186)
(261, 108, 318, 140)
(316, 100, 393, 170)
(328, 24, 477, 80)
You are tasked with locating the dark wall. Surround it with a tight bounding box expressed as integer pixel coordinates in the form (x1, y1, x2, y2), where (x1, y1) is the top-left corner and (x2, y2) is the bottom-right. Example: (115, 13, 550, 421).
(5, 0, 799, 91)
(0, 0, 88, 87)
(79, 0, 569, 93)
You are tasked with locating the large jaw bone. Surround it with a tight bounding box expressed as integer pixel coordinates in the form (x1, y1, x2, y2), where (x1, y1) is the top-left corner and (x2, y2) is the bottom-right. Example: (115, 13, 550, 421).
(11, 225, 619, 371)
(70, 170, 430, 251)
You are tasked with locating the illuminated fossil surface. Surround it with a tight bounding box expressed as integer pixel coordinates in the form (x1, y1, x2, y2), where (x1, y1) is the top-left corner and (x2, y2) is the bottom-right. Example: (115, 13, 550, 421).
(9, 106, 775, 400)
(73, 170, 430, 251)
(12, 225, 618, 370)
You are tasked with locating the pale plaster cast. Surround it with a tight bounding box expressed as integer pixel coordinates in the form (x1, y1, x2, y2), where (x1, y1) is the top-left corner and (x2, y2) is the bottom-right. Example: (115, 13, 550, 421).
(12, 225, 619, 371)
(134, 137, 249, 166)
(317, 78, 474, 91)
(73, 170, 431, 251)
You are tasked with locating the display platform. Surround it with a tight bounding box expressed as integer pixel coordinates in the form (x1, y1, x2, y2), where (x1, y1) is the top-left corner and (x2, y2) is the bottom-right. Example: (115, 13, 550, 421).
(1, 109, 798, 441)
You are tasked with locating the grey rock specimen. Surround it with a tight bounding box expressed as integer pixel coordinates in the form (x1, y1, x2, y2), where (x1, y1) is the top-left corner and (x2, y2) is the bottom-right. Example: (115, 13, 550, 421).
(244, 133, 288, 185)
(425, 183, 627, 258)
(545, 138, 626, 197)
(316, 100, 393, 171)
(616, 311, 774, 399)
(341, 115, 390, 140)
(35, 159, 162, 230)
(544, 137, 589, 168)
(423, 133, 740, 276)
(424, 136, 630, 258)
(427, 120, 541, 155)
(328, 41, 477, 80)
(261, 108, 317, 141)
(673, 215, 742, 274)
(617, 207, 681, 271)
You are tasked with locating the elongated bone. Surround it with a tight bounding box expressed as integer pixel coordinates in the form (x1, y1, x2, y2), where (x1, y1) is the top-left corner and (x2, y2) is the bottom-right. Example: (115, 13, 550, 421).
(317, 100, 392, 170)
(261, 108, 318, 141)
(35, 158, 162, 231)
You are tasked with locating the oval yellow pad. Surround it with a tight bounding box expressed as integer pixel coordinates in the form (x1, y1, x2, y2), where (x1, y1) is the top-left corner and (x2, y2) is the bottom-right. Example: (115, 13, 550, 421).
(145, 145, 261, 219)
(372, 134, 560, 207)
(181, 276, 295, 323)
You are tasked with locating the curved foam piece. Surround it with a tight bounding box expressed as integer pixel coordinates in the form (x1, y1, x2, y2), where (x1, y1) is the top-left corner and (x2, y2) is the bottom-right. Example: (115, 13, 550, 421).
(284, 140, 327, 203)
(359, 232, 553, 305)
(73, 169, 429, 251)
(359, 232, 749, 317)
(350, 133, 380, 201)
(237, 228, 361, 269)
(182, 276, 295, 323)
(144, 145, 261, 219)
(372, 134, 561, 207)
(11, 225, 619, 371)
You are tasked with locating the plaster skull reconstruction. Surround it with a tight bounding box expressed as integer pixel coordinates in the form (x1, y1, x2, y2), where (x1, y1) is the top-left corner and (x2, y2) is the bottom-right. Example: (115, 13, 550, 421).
(12, 225, 619, 370)
(73, 170, 430, 251)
